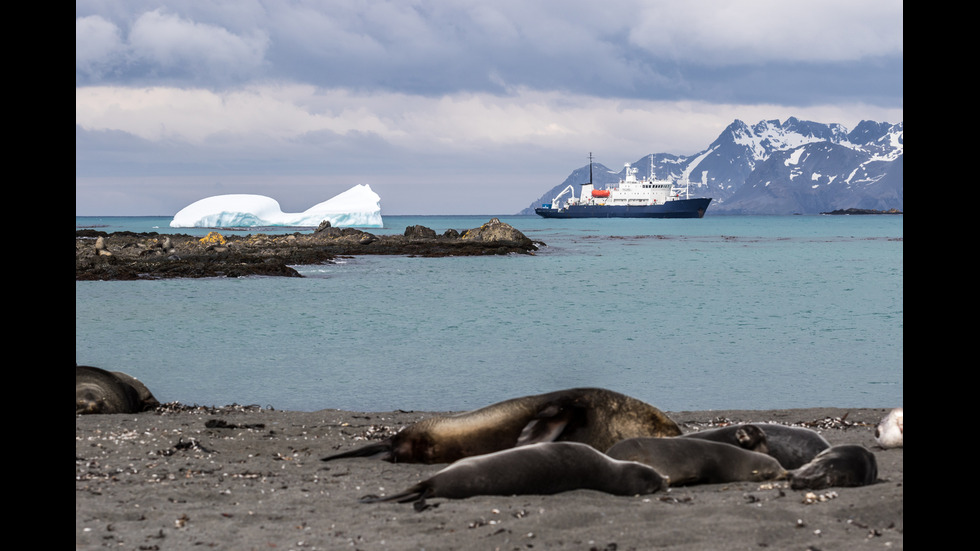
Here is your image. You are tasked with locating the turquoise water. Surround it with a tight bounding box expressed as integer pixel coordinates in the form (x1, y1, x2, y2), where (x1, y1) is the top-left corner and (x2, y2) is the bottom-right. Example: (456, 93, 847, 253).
(75, 214, 903, 412)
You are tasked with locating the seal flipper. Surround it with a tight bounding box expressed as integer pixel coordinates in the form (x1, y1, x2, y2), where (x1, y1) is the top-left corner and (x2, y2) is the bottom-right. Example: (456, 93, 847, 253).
(321, 441, 393, 462)
(515, 405, 574, 445)
(359, 484, 433, 505)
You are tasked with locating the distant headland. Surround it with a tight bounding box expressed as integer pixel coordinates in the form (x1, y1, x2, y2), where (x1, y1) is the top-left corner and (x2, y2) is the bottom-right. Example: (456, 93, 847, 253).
(819, 208, 903, 215)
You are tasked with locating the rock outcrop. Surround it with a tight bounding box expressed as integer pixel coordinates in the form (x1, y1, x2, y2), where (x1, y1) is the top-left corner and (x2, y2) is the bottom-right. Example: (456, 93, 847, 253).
(76, 219, 542, 280)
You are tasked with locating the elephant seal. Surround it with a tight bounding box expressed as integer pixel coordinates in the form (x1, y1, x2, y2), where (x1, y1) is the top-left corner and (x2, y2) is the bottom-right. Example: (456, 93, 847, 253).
(322, 387, 681, 464)
(681, 423, 830, 469)
(874, 408, 903, 448)
(360, 442, 666, 506)
(606, 437, 787, 486)
(76, 365, 158, 414)
(789, 445, 878, 490)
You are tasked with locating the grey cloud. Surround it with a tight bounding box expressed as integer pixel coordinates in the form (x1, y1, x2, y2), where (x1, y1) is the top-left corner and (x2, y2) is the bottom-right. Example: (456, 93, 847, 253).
(76, 2, 902, 105)
(76, 8, 269, 86)
(76, 15, 125, 80)
(129, 10, 268, 74)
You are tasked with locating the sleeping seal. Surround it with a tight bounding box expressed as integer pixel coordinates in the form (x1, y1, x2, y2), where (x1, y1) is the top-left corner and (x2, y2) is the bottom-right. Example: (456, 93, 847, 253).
(322, 387, 681, 464)
(76, 365, 159, 414)
(681, 423, 830, 469)
(606, 437, 787, 486)
(789, 445, 878, 490)
(874, 408, 903, 448)
(110, 371, 160, 410)
(360, 442, 666, 506)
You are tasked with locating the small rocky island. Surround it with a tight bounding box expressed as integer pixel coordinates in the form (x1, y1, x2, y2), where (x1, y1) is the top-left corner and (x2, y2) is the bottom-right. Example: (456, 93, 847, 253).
(820, 208, 903, 215)
(76, 218, 542, 281)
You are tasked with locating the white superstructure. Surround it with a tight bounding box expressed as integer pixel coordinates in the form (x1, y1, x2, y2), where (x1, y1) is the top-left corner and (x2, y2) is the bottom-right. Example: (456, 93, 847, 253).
(551, 163, 689, 210)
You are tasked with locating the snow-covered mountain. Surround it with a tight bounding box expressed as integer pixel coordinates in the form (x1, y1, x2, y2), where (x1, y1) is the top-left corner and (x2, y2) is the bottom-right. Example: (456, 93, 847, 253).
(521, 118, 903, 215)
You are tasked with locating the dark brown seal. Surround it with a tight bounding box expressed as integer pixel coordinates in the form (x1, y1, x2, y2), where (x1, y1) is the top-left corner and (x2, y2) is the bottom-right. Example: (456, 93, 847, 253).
(606, 436, 787, 486)
(322, 387, 681, 464)
(110, 371, 160, 410)
(789, 445, 878, 490)
(681, 423, 830, 469)
(76, 365, 159, 414)
(360, 442, 667, 506)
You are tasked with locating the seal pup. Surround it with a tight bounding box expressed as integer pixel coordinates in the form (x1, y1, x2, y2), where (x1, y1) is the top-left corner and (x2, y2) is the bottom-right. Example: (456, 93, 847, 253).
(789, 445, 878, 490)
(681, 423, 830, 469)
(874, 408, 903, 448)
(76, 365, 158, 414)
(606, 437, 787, 486)
(359, 442, 666, 506)
(322, 387, 681, 464)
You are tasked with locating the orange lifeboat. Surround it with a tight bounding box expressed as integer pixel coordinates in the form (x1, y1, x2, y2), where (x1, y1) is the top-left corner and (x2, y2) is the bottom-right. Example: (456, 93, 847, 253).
(591, 189, 611, 198)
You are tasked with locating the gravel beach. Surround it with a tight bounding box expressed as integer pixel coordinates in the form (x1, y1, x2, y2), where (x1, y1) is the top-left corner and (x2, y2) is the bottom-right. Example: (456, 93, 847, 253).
(75, 405, 902, 550)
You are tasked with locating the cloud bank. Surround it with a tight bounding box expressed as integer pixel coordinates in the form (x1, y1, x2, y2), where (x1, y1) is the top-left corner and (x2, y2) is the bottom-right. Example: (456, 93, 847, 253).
(76, 1, 903, 215)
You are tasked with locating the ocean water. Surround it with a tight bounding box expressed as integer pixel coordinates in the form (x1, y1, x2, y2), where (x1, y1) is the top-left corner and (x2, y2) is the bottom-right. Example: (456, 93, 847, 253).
(75, 214, 903, 413)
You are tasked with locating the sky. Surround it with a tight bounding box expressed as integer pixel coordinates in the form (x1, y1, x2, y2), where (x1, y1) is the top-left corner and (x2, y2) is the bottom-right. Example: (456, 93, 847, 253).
(76, 1, 903, 216)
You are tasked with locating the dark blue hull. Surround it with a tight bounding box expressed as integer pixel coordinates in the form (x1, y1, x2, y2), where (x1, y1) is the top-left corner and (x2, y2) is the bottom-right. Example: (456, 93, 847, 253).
(535, 198, 711, 219)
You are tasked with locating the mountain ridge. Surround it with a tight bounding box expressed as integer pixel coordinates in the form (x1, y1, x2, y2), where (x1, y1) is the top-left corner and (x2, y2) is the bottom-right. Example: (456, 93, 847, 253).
(521, 118, 903, 215)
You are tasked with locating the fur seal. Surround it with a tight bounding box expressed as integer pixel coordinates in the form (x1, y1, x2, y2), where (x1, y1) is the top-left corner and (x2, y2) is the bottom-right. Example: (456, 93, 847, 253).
(322, 388, 681, 464)
(789, 445, 878, 490)
(681, 423, 830, 469)
(110, 371, 160, 410)
(874, 408, 903, 448)
(360, 442, 666, 506)
(76, 365, 158, 414)
(606, 436, 787, 486)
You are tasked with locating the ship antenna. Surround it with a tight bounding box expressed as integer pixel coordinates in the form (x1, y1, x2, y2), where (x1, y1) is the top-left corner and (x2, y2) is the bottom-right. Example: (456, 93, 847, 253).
(588, 152, 593, 185)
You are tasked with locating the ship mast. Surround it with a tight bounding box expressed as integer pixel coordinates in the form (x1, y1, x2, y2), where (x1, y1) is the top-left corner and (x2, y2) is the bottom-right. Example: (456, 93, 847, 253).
(588, 152, 593, 185)
(579, 152, 596, 202)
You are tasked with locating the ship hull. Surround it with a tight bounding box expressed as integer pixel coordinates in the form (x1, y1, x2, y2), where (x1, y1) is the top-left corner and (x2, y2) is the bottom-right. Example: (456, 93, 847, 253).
(535, 198, 712, 219)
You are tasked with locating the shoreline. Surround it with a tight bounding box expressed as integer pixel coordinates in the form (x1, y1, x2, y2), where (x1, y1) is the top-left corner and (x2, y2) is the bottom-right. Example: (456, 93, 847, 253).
(76, 406, 902, 550)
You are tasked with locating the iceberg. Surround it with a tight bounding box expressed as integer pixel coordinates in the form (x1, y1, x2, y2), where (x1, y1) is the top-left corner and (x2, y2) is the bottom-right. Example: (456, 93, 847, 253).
(170, 184, 383, 228)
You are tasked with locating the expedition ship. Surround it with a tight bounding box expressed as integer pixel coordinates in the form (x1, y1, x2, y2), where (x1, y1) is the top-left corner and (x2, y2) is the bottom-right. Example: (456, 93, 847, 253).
(535, 157, 712, 219)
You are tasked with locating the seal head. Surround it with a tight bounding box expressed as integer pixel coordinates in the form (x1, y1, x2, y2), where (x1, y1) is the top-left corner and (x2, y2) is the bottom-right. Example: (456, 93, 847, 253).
(789, 445, 878, 490)
(76, 365, 159, 414)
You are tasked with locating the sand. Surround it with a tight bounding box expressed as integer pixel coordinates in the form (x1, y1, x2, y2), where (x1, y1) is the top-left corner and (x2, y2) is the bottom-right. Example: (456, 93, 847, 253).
(76, 406, 902, 550)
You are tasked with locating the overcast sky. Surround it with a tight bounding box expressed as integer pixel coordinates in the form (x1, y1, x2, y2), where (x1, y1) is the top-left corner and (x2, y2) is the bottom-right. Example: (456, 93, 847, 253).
(76, 1, 903, 216)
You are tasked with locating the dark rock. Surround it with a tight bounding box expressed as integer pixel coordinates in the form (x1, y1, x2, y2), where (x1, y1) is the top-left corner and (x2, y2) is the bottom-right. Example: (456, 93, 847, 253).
(404, 225, 437, 239)
(460, 218, 535, 248)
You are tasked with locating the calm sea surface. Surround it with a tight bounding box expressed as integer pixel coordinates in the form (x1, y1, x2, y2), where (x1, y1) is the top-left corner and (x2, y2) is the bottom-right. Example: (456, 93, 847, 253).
(75, 214, 903, 412)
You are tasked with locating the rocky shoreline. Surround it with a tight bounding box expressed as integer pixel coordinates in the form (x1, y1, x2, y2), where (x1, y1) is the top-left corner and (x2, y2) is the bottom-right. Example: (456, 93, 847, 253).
(76, 218, 542, 281)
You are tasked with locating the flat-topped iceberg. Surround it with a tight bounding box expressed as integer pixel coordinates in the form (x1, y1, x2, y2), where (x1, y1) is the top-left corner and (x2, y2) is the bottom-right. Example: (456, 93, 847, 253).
(170, 184, 383, 228)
